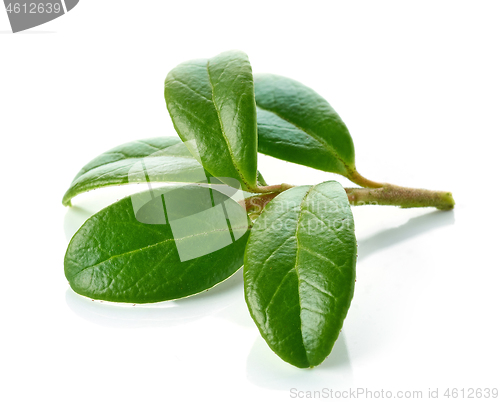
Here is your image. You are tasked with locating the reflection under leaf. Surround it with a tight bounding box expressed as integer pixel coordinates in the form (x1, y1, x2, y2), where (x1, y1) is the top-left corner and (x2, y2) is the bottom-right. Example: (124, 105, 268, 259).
(65, 269, 245, 328)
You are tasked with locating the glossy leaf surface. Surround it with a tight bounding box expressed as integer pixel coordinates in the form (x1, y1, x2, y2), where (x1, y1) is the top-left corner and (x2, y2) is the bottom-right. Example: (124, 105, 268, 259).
(62, 137, 205, 206)
(164, 50, 258, 190)
(255, 74, 356, 176)
(62, 137, 267, 206)
(244, 181, 356, 368)
(65, 185, 250, 303)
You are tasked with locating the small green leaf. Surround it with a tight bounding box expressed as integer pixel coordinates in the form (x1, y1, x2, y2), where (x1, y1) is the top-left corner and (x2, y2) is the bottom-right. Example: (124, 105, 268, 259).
(244, 181, 356, 368)
(164, 50, 258, 191)
(62, 137, 267, 206)
(62, 137, 209, 206)
(255, 74, 356, 177)
(65, 185, 250, 303)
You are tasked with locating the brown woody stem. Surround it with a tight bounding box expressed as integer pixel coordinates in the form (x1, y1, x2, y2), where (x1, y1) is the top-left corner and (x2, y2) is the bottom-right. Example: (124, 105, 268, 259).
(345, 185, 455, 210)
(241, 183, 455, 215)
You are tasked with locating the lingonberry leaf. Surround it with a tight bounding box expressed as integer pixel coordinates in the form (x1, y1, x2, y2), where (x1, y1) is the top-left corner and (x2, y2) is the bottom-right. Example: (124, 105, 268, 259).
(65, 185, 250, 303)
(62, 136, 267, 206)
(255, 74, 356, 177)
(244, 181, 357, 368)
(62, 137, 208, 206)
(164, 50, 258, 191)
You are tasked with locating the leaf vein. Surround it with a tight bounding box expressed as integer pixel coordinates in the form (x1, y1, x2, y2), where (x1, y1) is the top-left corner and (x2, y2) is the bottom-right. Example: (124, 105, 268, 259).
(206, 59, 250, 189)
(255, 105, 350, 173)
(169, 78, 212, 102)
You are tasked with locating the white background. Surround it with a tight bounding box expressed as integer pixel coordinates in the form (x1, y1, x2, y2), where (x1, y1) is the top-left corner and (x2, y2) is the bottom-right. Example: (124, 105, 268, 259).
(1, 1, 499, 401)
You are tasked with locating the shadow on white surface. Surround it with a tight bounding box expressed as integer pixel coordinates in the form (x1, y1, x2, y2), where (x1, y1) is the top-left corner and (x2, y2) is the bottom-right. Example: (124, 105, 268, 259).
(245, 209, 455, 391)
(246, 332, 353, 390)
(357, 210, 455, 261)
(64, 197, 455, 386)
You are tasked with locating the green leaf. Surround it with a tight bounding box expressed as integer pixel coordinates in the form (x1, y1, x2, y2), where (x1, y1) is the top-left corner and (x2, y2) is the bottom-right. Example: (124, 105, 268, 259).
(65, 185, 250, 303)
(255, 74, 356, 177)
(62, 137, 267, 206)
(244, 181, 357, 368)
(62, 137, 205, 206)
(164, 50, 258, 191)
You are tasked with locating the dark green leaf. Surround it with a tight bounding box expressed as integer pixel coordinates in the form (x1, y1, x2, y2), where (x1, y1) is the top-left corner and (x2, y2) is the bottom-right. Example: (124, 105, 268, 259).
(164, 50, 258, 191)
(62, 137, 267, 206)
(255, 74, 356, 177)
(62, 137, 202, 206)
(65, 185, 250, 303)
(244, 181, 357, 368)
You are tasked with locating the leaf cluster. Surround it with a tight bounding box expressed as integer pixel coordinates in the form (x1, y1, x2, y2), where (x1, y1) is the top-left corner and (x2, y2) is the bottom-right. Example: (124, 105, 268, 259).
(63, 50, 453, 368)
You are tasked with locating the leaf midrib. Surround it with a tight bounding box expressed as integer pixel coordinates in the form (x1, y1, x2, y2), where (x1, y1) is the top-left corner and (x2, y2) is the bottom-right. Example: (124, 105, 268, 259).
(206, 59, 251, 190)
(256, 104, 351, 174)
(292, 185, 315, 366)
(70, 225, 248, 278)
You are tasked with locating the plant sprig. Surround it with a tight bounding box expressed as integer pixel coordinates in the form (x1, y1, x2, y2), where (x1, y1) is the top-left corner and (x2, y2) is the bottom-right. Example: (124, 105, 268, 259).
(63, 50, 454, 368)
